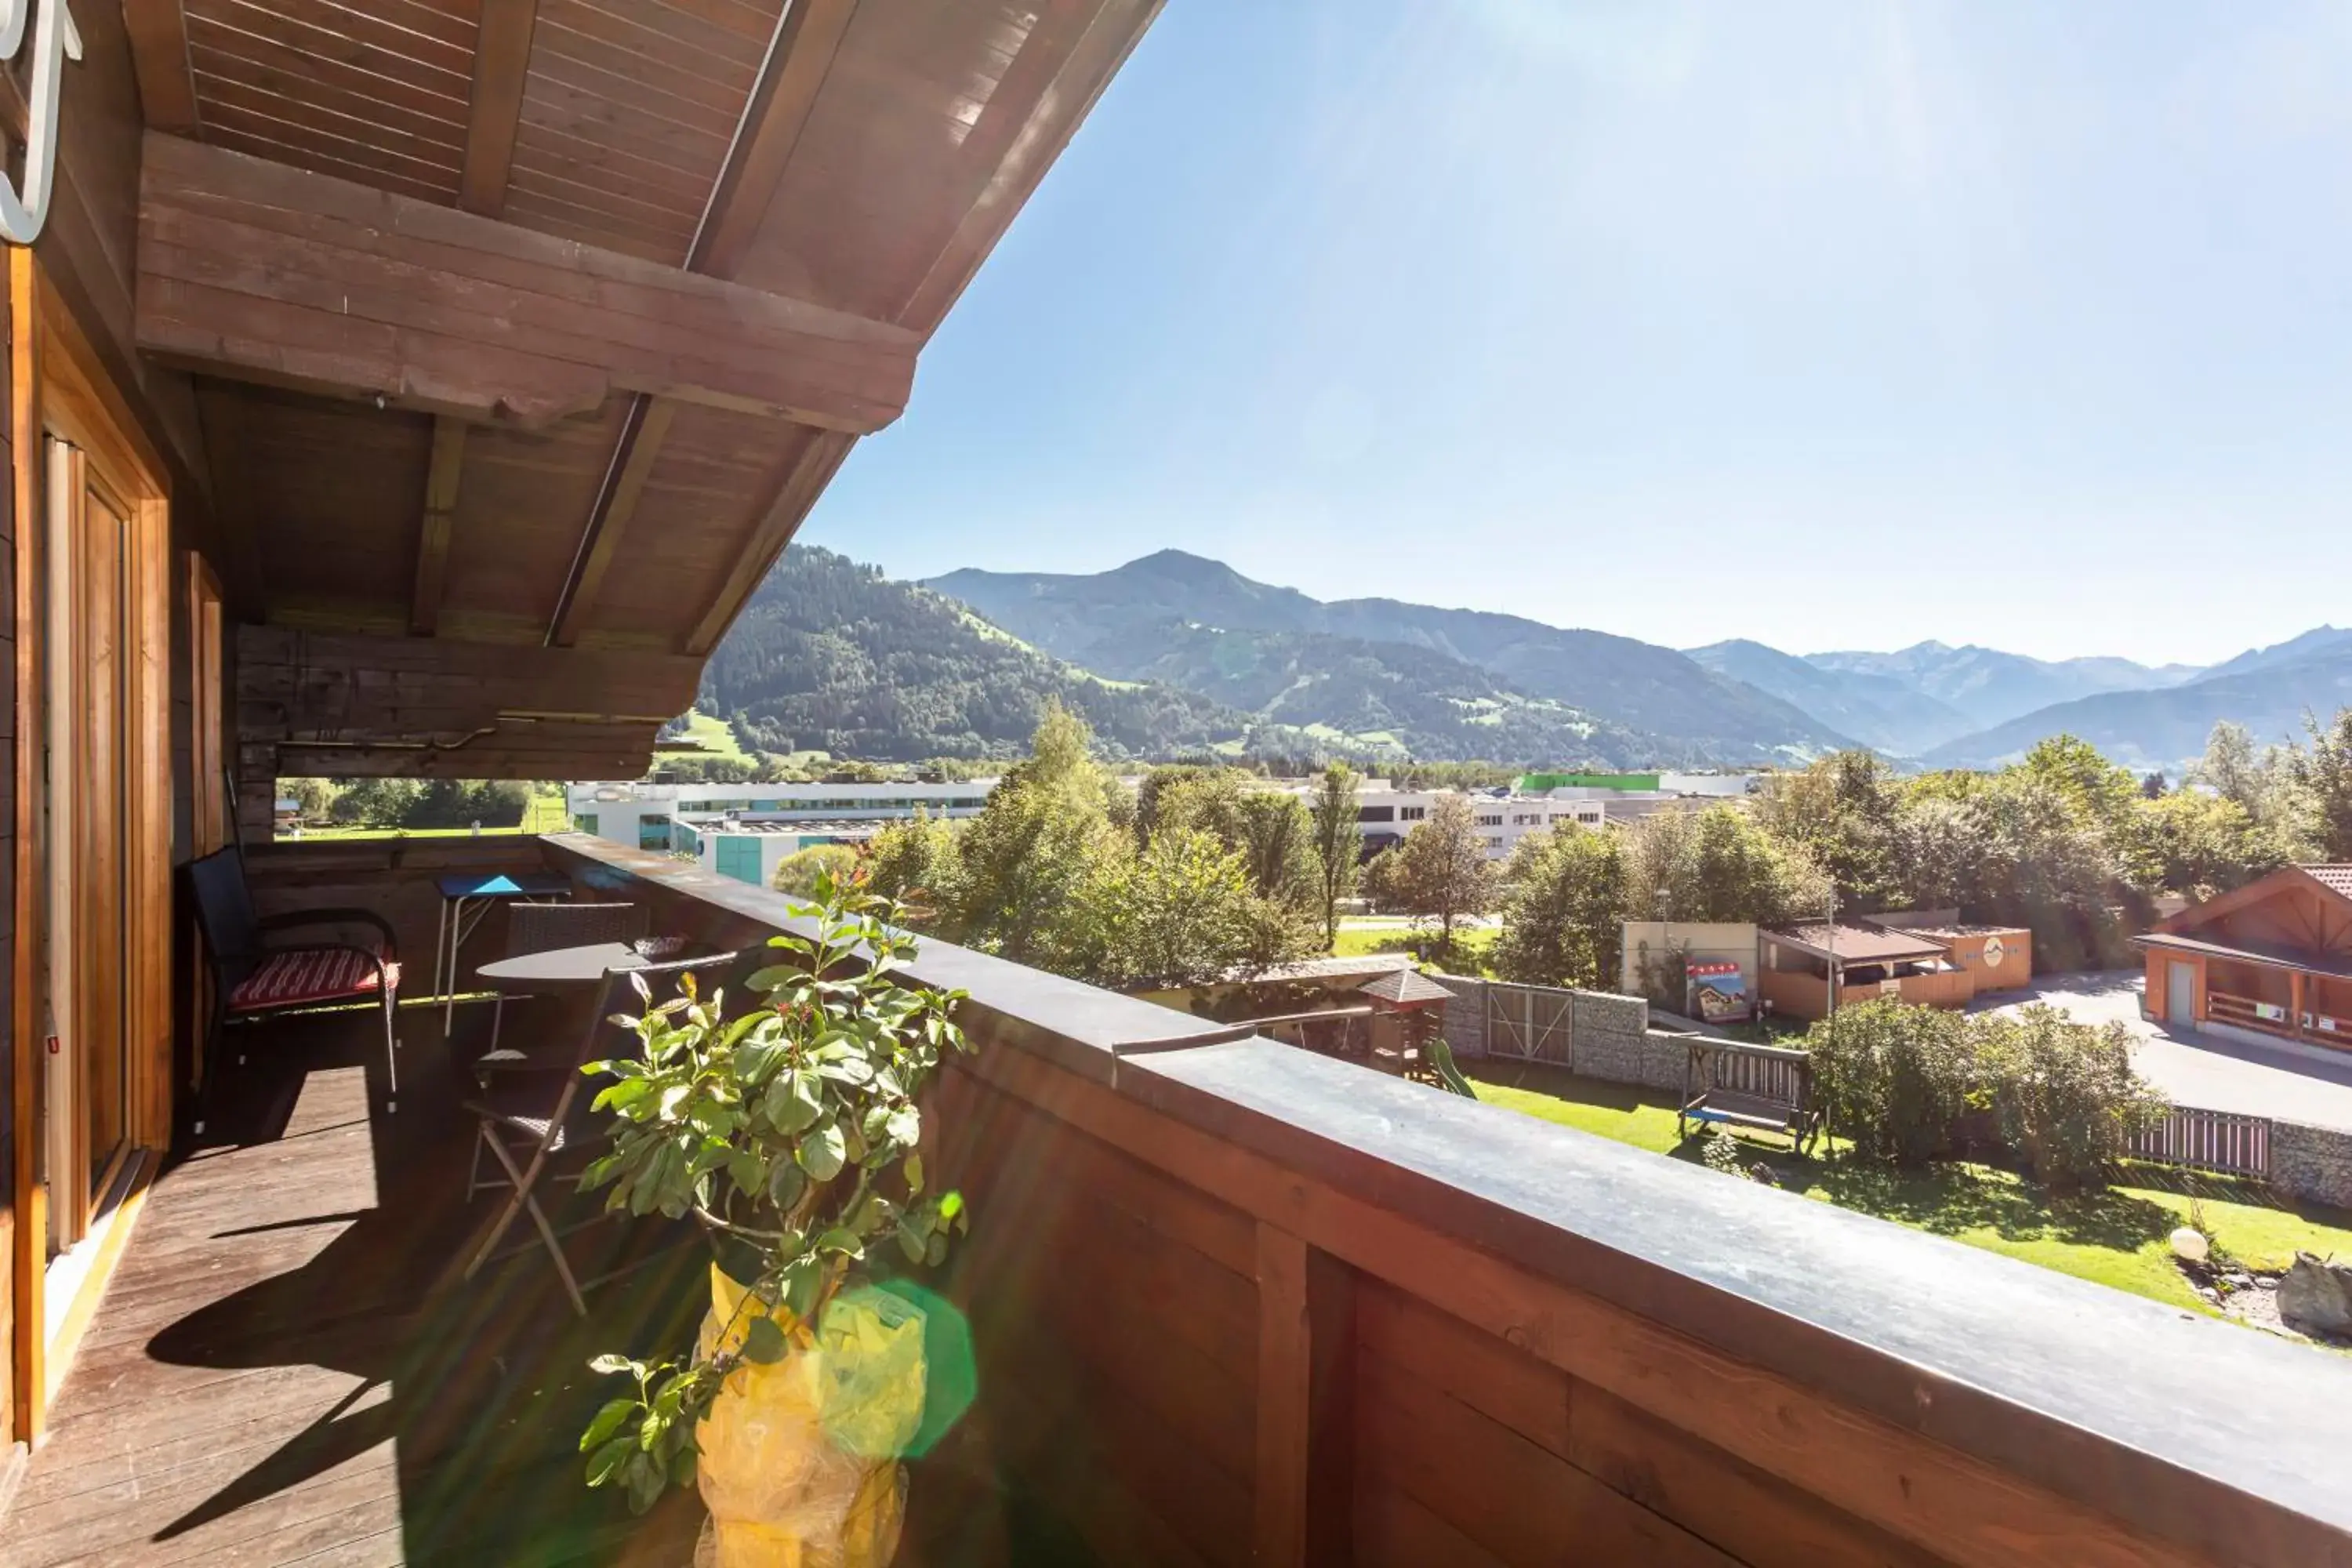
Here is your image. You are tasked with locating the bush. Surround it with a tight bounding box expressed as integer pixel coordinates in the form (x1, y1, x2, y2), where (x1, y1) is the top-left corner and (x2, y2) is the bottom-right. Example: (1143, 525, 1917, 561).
(1976, 1005, 2168, 1192)
(1805, 1000, 1980, 1167)
(1806, 1000, 2165, 1189)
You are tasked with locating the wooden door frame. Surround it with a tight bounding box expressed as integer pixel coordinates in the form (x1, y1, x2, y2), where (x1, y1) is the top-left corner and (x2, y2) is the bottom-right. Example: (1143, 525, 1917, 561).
(8, 250, 172, 1445)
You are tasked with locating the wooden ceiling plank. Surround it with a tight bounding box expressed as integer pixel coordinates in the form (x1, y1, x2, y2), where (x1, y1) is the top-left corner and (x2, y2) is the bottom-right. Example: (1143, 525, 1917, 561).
(139, 133, 919, 431)
(691, 0, 858, 279)
(124, 0, 204, 134)
(898, 0, 1162, 332)
(461, 0, 539, 216)
(684, 428, 854, 656)
(548, 395, 677, 647)
(410, 416, 468, 635)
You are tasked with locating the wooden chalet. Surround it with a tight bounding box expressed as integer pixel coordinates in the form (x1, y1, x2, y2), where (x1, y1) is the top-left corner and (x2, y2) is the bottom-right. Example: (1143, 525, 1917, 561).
(2138, 864, 2352, 1049)
(0, 3, 2350, 1565)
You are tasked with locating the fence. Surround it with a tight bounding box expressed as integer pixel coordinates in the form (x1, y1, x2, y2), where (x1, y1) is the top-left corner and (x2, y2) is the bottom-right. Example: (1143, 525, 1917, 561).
(2128, 1107, 2273, 1180)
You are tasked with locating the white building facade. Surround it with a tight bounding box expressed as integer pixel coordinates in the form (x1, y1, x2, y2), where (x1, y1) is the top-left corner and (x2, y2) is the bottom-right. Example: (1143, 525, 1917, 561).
(563, 779, 997, 884)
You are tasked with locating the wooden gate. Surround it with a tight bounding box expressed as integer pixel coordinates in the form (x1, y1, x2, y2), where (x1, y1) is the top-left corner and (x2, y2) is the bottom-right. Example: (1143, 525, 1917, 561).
(1485, 982, 1575, 1065)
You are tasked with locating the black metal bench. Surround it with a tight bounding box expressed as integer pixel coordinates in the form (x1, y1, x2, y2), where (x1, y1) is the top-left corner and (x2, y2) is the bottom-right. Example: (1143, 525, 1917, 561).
(1678, 1037, 1820, 1154)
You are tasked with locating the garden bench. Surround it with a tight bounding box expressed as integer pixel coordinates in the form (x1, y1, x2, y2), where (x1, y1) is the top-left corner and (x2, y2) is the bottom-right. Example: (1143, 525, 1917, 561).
(1678, 1037, 1820, 1154)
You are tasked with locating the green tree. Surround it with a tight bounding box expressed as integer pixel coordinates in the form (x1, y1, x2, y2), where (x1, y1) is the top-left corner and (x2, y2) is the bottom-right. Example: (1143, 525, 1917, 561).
(1076, 829, 1268, 991)
(1231, 791, 1323, 909)
(1492, 826, 1624, 989)
(2125, 789, 2285, 898)
(941, 702, 1123, 970)
(2292, 707, 2352, 861)
(1308, 762, 1363, 948)
(772, 843, 862, 899)
(1623, 804, 1829, 925)
(2015, 734, 2140, 838)
(1383, 795, 1496, 956)
(1753, 752, 1904, 906)
(861, 814, 962, 919)
(278, 778, 336, 822)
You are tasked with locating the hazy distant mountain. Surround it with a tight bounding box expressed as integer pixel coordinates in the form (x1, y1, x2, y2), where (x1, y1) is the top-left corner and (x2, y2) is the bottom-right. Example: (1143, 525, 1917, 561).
(1685, 639, 1976, 755)
(1920, 648, 2352, 774)
(1801, 641, 2201, 731)
(930, 550, 1853, 761)
(2193, 626, 2352, 685)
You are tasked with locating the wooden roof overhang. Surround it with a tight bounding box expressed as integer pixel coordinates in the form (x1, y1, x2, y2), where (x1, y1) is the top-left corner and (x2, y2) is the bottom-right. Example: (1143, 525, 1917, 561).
(111, 0, 1160, 781)
(2135, 931, 2352, 985)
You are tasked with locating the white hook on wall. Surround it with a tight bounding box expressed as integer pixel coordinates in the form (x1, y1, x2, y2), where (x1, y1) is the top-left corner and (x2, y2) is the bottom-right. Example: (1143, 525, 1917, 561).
(0, 0, 84, 244)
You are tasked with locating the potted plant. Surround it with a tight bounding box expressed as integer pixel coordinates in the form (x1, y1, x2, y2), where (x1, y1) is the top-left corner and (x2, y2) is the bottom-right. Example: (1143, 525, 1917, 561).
(575, 873, 971, 1567)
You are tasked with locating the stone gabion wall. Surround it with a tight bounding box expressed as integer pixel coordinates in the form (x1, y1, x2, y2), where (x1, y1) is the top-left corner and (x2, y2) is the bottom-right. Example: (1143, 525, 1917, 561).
(1432, 975, 1489, 1058)
(2270, 1120, 2352, 1211)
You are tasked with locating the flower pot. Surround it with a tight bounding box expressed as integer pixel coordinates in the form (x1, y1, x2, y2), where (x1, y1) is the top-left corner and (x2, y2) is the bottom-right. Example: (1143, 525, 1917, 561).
(692, 1265, 924, 1568)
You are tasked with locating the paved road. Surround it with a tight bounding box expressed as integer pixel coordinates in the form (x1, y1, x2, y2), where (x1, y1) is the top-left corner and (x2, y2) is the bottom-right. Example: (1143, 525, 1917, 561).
(1974, 971, 2352, 1133)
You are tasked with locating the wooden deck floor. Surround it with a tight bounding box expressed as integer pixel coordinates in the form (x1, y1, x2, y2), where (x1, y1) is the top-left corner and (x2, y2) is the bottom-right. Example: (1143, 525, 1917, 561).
(2, 1000, 1078, 1568)
(2, 1006, 735, 1567)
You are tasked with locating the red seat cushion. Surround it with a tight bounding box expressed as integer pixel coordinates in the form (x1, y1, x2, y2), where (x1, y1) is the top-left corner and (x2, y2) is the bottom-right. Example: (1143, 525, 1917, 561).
(230, 948, 400, 1012)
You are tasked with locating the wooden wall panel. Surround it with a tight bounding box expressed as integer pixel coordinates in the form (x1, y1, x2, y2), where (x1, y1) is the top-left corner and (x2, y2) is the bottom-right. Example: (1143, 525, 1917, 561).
(933, 1064, 1258, 1568)
(232, 383, 434, 626)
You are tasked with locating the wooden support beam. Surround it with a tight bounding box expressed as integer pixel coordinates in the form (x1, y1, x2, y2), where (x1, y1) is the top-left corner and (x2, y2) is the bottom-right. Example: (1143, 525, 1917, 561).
(410, 417, 467, 636)
(460, 0, 539, 217)
(689, 0, 858, 280)
(136, 134, 919, 432)
(1253, 1224, 1355, 1567)
(122, 0, 201, 135)
(192, 379, 267, 615)
(549, 395, 676, 647)
(896, 0, 1160, 332)
(683, 427, 853, 656)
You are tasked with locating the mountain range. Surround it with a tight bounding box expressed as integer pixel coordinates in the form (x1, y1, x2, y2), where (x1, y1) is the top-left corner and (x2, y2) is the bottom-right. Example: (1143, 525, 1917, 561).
(699, 545, 2349, 772)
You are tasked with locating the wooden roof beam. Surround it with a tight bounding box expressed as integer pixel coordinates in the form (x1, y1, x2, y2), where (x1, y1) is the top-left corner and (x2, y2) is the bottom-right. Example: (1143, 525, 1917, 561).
(410, 416, 467, 636)
(895, 0, 1161, 332)
(546, 395, 677, 647)
(460, 0, 539, 217)
(689, 0, 858, 280)
(135, 133, 919, 432)
(122, 0, 201, 135)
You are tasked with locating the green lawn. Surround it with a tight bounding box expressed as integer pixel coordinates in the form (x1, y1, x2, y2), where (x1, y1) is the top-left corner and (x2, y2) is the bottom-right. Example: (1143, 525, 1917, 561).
(1468, 1062, 2352, 1314)
(656, 709, 754, 762)
(1332, 924, 1498, 975)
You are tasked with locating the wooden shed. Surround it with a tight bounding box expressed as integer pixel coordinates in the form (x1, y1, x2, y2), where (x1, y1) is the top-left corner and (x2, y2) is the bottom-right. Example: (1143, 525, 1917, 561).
(2137, 865, 2352, 1049)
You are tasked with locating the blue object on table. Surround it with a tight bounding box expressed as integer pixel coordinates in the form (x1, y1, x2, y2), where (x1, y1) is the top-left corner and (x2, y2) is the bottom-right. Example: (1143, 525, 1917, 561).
(433, 872, 579, 1035)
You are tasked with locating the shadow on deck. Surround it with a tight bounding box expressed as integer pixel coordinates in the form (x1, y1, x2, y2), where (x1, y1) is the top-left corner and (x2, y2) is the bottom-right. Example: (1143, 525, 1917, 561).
(1, 1004, 1031, 1568)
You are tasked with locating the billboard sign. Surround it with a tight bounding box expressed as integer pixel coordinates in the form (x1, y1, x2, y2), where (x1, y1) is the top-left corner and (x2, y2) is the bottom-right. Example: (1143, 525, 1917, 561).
(1686, 960, 1751, 1024)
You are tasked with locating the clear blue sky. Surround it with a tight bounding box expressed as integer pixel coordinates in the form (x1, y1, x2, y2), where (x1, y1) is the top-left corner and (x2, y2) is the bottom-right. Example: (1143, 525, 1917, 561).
(800, 1, 2352, 667)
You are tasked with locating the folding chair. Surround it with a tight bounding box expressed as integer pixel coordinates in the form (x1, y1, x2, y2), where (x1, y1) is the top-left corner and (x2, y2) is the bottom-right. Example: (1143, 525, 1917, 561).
(474, 900, 645, 1068)
(185, 844, 401, 1134)
(461, 951, 736, 1316)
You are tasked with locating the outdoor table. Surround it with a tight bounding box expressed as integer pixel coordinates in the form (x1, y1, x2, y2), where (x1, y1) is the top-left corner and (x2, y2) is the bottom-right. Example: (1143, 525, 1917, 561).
(433, 871, 576, 1035)
(475, 941, 655, 991)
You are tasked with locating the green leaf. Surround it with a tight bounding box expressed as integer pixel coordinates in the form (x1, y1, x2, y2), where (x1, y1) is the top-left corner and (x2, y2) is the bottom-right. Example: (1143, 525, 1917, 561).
(797, 1123, 847, 1182)
(745, 965, 797, 993)
(925, 1232, 948, 1267)
(780, 1256, 822, 1320)
(726, 1147, 764, 1200)
(580, 1397, 638, 1452)
(897, 1226, 926, 1265)
(588, 1353, 637, 1377)
(741, 1314, 787, 1364)
(585, 1436, 635, 1487)
(885, 1104, 921, 1148)
(902, 1152, 924, 1196)
(814, 1226, 863, 1258)
(938, 1189, 964, 1221)
(670, 1445, 699, 1488)
(767, 1159, 805, 1210)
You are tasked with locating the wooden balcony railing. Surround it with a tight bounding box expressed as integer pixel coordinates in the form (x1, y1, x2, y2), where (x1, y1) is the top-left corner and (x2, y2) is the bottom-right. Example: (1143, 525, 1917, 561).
(534, 833, 2352, 1568)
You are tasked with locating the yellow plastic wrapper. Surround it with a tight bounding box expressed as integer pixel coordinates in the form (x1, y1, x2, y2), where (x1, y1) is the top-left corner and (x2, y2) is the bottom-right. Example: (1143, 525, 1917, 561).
(692, 1266, 929, 1568)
